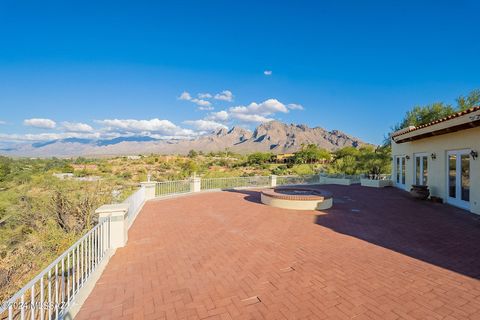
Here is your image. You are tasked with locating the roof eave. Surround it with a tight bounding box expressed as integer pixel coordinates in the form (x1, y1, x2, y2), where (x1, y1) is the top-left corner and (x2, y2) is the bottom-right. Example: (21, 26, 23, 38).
(392, 109, 480, 144)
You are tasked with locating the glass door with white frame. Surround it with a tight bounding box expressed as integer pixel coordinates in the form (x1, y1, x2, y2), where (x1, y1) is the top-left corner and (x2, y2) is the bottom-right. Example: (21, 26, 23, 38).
(395, 156, 406, 189)
(414, 153, 428, 186)
(447, 150, 470, 210)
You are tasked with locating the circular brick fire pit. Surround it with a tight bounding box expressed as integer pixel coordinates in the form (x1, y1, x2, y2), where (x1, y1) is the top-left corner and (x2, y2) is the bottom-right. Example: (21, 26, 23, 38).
(261, 186, 333, 211)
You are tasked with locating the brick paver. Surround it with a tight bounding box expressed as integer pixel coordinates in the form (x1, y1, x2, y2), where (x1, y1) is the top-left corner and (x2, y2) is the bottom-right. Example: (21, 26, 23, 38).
(76, 185, 480, 319)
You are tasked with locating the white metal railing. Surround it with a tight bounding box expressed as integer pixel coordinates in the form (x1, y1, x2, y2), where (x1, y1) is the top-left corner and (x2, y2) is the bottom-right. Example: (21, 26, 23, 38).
(201, 176, 270, 191)
(0, 217, 111, 320)
(154, 174, 358, 196)
(152, 173, 385, 198)
(276, 174, 319, 186)
(124, 186, 146, 228)
(155, 180, 191, 197)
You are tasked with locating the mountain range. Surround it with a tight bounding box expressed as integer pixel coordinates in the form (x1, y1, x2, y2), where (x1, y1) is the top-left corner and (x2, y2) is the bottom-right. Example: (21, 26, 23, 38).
(1, 121, 370, 157)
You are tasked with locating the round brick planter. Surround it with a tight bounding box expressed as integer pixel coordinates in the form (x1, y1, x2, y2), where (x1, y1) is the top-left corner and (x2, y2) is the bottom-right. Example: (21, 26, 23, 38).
(261, 186, 333, 211)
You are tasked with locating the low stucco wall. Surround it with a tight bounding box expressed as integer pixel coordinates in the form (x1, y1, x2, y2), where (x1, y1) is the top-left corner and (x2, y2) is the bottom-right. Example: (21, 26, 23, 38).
(392, 126, 480, 214)
(319, 177, 355, 185)
(360, 179, 392, 188)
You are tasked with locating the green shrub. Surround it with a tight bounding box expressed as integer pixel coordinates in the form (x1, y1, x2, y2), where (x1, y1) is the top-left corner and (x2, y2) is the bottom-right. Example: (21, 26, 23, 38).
(292, 164, 315, 175)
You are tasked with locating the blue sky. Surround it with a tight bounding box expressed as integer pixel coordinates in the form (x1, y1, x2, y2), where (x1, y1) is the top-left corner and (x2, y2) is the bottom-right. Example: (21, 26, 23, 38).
(1, 0, 479, 147)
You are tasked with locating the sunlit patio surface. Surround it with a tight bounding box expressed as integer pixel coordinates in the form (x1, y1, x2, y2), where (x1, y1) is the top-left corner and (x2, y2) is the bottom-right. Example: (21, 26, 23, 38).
(76, 185, 480, 320)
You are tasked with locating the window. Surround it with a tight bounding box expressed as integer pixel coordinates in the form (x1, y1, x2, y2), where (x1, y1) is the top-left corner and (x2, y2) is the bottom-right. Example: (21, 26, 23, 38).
(396, 157, 400, 183)
(395, 156, 406, 186)
(449, 154, 456, 198)
(461, 154, 470, 201)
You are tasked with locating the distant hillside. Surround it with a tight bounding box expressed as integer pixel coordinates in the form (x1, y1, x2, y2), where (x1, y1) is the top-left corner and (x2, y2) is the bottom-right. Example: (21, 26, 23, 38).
(1, 121, 370, 157)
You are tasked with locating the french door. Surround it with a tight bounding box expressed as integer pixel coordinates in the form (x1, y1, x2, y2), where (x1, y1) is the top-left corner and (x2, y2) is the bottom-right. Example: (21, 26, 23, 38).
(447, 150, 470, 209)
(395, 156, 406, 189)
(414, 154, 428, 186)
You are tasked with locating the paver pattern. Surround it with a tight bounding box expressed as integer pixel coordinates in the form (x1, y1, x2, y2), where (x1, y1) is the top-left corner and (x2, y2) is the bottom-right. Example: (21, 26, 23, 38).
(76, 185, 480, 319)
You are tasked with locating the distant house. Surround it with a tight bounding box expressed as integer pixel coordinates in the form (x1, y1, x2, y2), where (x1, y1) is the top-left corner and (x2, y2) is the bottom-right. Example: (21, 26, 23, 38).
(275, 153, 295, 163)
(127, 155, 141, 160)
(391, 106, 480, 214)
(71, 164, 98, 171)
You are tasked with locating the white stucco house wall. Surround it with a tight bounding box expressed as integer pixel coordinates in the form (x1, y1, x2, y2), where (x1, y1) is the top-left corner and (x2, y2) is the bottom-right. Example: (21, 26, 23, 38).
(391, 106, 480, 215)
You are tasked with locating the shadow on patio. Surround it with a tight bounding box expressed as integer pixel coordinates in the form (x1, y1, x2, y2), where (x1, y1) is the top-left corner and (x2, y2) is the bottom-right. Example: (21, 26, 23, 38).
(227, 185, 480, 279)
(312, 185, 480, 279)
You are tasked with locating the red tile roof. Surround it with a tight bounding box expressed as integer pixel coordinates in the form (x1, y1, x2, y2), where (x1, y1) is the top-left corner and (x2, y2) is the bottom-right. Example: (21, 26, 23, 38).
(391, 106, 480, 138)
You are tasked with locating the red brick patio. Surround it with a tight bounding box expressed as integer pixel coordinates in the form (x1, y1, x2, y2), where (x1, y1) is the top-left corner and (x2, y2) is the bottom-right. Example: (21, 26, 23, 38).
(76, 185, 480, 320)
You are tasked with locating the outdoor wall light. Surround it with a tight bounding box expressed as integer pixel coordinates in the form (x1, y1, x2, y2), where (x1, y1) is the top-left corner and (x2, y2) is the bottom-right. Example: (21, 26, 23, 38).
(431, 153, 437, 160)
(471, 150, 478, 160)
(406, 155, 410, 160)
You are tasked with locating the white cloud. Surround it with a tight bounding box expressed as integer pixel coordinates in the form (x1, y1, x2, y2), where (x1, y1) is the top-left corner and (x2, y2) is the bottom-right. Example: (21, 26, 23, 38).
(191, 98, 212, 107)
(264, 70, 272, 76)
(214, 90, 234, 102)
(230, 114, 274, 123)
(202, 99, 300, 124)
(198, 93, 212, 99)
(178, 91, 192, 101)
(179, 91, 213, 109)
(0, 120, 6, 125)
(226, 99, 303, 123)
(287, 103, 304, 110)
(0, 132, 101, 143)
(97, 118, 196, 138)
(207, 110, 229, 122)
(23, 118, 57, 129)
(62, 121, 94, 132)
(198, 105, 214, 111)
(184, 119, 228, 131)
(229, 99, 289, 116)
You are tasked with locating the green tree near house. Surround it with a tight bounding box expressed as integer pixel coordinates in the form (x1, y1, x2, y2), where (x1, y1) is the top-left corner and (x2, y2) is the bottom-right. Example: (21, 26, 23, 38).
(456, 89, 480, 111)
(395, 102, 455, 130)
(358, 145, 391, 178)
(328, 146, 390, 177)
(328, 147, 360, 175)
(386, 88, 480, 145)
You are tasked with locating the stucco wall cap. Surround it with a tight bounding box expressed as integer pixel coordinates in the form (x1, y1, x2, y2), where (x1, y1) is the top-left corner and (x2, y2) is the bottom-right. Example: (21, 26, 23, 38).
(95, 203, 130, 215)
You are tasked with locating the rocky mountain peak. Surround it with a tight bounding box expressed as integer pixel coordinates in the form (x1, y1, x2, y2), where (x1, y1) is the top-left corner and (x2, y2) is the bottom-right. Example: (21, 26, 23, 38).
(227, 126, 252, 142)
(215, 128, 228, 136)
(2, 121, 371, 157)
(228, 126, 249, 135)
(253, 121, 286, 138)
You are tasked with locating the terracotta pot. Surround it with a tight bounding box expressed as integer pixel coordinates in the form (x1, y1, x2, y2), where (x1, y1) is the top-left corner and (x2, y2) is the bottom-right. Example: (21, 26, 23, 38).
(410, 185, 430, 200)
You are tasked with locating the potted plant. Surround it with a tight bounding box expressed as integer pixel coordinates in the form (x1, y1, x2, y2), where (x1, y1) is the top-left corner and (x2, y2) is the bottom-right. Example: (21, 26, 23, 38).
(410, 185, 430, 200)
